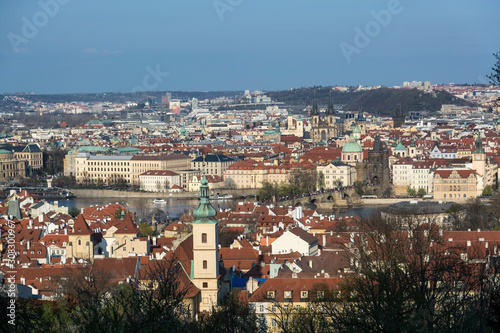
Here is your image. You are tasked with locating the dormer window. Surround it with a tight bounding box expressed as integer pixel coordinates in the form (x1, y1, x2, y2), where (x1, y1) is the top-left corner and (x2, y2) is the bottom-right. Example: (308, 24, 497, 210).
(284, 291, 292, 299)
(317, 290, 325, 299)
(267, 291, 275, 299)
(301, 291, 309, 299)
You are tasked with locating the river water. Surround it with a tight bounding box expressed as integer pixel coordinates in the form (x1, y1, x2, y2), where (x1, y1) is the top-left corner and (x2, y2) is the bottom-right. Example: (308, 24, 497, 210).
(56, 197, 237, 219)
(55, 197, 384, 220)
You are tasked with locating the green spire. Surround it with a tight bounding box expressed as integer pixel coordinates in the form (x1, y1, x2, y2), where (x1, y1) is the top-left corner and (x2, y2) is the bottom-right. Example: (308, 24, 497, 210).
(193, 156, 217, 223)
(316, 139, 327, 147)
(473, 133, 484, 154)
(180, 122, 187, 137)
(394, 139, 406, 151)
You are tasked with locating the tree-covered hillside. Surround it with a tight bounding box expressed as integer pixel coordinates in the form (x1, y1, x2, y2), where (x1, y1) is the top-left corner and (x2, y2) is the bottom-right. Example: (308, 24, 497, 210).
(267, 87, 475, 116)
(344, 87, 474, 116)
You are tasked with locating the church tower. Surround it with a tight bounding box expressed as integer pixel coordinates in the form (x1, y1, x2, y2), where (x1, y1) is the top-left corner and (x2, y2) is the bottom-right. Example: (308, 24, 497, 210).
(326, 98, 336, 128)
(67, 215, 94, 261)
(472, 133, 486, 177)
(311, 100, 320, 139)
(192, 162, 220, 312)
(355, 109, 366, 135)
(311, 99, 337, 143)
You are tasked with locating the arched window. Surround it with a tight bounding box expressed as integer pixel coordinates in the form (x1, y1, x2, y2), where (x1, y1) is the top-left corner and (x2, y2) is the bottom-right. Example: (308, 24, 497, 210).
(202, 233, 207, 243)
(78, 239, 81, 246)
(203, 260, 207, 269)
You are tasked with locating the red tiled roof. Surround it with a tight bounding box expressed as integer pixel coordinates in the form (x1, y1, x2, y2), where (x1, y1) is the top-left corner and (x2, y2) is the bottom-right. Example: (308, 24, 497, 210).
(140, 170, 180, 176)
(71, 215, 93, 236)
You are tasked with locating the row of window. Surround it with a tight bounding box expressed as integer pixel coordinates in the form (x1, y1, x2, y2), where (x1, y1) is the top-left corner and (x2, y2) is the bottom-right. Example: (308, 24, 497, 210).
(443, 193, 467, 199)
(323, 170, 345, 174)
(89, 161, 131, 166)
(266, 290, 324, 299)
(436, 186, 472, 191)
(440, 179, 471, 183)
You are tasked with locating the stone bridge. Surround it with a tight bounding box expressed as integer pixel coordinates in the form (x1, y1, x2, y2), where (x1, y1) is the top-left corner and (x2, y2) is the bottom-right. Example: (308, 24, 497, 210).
(277, 186, 359, 210)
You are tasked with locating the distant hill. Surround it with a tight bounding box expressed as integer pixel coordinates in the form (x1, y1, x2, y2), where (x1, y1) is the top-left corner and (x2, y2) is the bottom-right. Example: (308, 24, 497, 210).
(343, 88, 475, 116)
(4, 91, 244, 104)
(266, 86, 364, 107)
(266, 87, 475, 116)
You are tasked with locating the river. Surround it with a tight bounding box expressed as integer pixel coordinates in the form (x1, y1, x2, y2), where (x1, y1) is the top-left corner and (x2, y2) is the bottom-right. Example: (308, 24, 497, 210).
(54, 197, 384, 220)
(55, 197, 238, 219)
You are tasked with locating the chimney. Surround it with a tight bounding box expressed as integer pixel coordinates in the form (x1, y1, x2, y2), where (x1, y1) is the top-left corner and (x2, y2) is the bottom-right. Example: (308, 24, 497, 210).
(309, 260, 313, 269)
(266, 236, 269, 246)
(230, 244, 233, 250)
(153, 237, 157, 246)
(322, 234, 326, 246)
(29, 219, 33, 228)
(64, 228, 67, 235)
(238, 244, 241, 250)
(27, 240, 30, 250)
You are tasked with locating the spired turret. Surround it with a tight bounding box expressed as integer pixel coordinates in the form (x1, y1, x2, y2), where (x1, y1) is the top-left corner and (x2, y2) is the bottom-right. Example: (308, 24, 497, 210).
(473, 132, 484, 154)
(311, 100, 319, 115)
(326, 98, 335, 115)
(193, 171, 217, 223)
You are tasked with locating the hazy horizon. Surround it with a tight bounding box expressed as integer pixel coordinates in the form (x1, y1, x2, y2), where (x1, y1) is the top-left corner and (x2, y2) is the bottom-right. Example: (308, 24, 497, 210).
(1, 1, 499, 94)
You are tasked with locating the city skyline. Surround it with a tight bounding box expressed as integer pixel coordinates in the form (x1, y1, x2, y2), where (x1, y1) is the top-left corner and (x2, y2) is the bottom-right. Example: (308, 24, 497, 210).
(0, 0, 499, 94)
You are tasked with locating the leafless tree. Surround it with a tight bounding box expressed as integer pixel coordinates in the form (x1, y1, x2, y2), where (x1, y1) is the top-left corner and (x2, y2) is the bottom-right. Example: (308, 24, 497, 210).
(318, 215, 500, 333)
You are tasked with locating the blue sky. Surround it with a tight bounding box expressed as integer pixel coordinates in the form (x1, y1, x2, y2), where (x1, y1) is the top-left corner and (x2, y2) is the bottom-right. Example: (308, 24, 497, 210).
(0, 0, 499, 94)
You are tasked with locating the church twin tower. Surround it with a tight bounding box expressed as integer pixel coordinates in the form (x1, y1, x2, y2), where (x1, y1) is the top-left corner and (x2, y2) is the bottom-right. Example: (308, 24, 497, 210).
(310, 99, 367, 144)
(310, 99, 337, 143)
